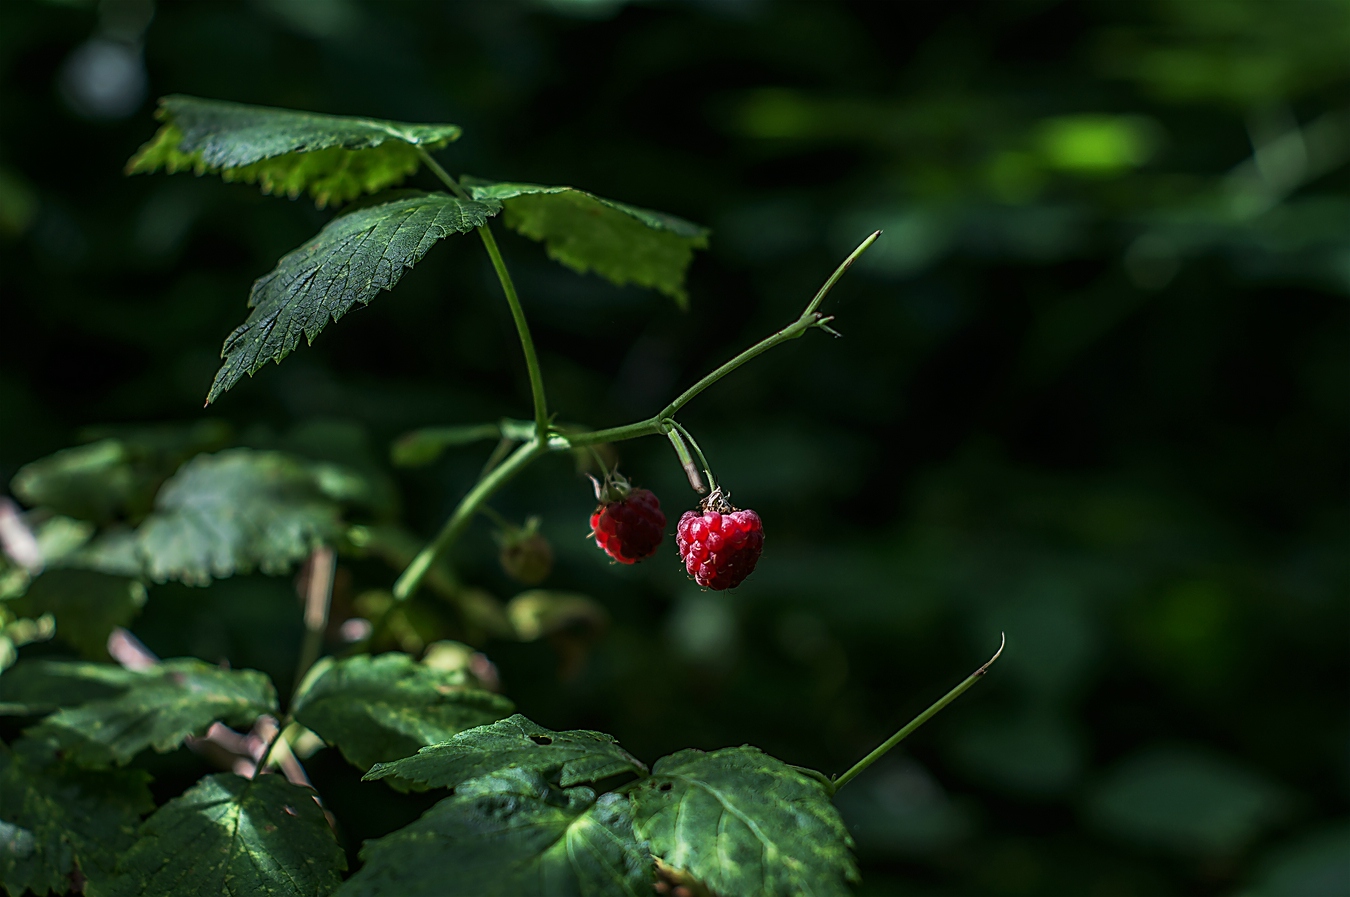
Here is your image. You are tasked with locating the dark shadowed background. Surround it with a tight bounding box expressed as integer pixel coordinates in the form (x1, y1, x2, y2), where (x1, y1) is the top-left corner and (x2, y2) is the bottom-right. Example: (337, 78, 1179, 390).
(2, 1, 1347, 894)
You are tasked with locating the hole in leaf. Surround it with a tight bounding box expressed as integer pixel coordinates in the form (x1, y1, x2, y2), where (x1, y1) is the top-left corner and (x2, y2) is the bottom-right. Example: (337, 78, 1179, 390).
(529, 735, 553, 745)
(658, 782, 673, 792)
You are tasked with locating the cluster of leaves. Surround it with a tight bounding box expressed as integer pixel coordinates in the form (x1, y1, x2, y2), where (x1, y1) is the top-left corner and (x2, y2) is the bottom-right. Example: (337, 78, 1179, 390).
(0, 95, 863, 896)
(0, 656, 857, 896)
(123, 96, 707, 404)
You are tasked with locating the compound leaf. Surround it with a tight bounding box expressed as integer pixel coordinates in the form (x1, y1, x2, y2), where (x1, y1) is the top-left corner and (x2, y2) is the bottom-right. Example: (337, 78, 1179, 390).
(339, 767, 653, 897)
(1, 658, 276, 767)
(207, 192, 498, 403)
(364, 713, 645, 792)
(101, 772, 344, 897)
(10, 571, 146, 660)
(127, 94, 460, 208)
(292, 653, 514, 772)
(129, 448, 368, 586)
(628, 747, 858, 897)
(0, 738, 153, 897)
(464, 179, 708, 307)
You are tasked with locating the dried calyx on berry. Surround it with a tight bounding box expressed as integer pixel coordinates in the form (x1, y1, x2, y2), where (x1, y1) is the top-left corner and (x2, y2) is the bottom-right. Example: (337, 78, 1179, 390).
(676, 488, 764, 590)
(589, 470, 666, 564)
(496, 516, 553, 585)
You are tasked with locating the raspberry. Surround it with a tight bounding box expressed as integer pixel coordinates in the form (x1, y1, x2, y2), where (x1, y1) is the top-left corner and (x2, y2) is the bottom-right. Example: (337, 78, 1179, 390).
(676, 491, 764, 590)
(590, 481, 666, 564)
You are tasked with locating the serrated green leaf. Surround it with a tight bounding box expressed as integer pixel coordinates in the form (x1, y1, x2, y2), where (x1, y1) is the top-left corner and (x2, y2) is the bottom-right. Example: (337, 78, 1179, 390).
(2, 658, 277, 766)
(207, 192, 498, 403)
(364, 713, 645, 792)
(128, 448, 366, 586)
(292, 653, 514, 772)
(465, 178, 709, 307)
(99, 772, 344, 897)
(127, 95, 461, 208)
(339, 767, 653, 897)
(10, 571, 146, 660)
(9, 423, 231, 525)
(0, 739, 153, 897)
(628, 747, 858, 897)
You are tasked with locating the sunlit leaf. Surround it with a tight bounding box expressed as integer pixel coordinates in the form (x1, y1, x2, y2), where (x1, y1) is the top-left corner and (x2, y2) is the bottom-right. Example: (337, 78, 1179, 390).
(0, 658, 277, 766)
(127, 95, 461, 207)
(207, 192, 498, 403)
(339, 767, 653, 897)
(628, 747, 858, 897)
(9, 571, 146, 660)
(125, 448, 367, 586)
(364, 713, 645, 792)
(292, 653, 513, 772)
(102, 772, 344, 897)
(0, 738, 152, 897)
(464, 178, 708, 307)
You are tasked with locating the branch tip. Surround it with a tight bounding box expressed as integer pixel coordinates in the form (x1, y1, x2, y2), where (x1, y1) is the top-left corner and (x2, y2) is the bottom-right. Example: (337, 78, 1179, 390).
(976, 632, 1006, 676)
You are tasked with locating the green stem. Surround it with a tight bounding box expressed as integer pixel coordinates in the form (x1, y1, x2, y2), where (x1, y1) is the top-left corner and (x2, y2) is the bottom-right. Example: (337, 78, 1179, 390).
(657, 231, 880, 422)
(832, 633, 1005, 793)
(667, 419, 716, 492)
(561, 233, 882, 452)
(419, 148, 549, 439)
(478, 226, 549, 438)
(663, 423, 706, 493)
(393, 440, 543, 601)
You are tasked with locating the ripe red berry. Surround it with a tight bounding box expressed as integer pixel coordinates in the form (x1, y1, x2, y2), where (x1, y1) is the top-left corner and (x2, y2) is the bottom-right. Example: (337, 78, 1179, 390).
(676, 491, 764, 590)
(590, 481, 666, 564)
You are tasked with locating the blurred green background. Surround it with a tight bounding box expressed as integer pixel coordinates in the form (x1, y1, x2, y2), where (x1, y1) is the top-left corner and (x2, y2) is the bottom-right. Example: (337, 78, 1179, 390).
(2, 0, 1347, 894)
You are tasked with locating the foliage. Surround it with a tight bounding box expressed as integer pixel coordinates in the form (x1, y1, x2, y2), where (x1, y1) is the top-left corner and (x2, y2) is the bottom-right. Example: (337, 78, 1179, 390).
(0, 739, 152, 897)
(99, 772, 345, 897)
(127, 95, 461, 207)
(207, 194, 499, 403)
(463, 179, 710, 307)
(341, 767, 653, 897)
(292, 653, 514, 770)
(1, 2, 1346, 896)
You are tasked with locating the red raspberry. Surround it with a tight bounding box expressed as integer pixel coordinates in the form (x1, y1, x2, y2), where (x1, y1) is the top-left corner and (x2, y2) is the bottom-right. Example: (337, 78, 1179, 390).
(676, 492, 764, 590)
(590, 486, 666, 564)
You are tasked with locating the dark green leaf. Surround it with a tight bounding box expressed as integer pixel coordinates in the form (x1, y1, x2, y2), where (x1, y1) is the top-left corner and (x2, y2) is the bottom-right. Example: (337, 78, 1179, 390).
(0, 738, 153, 897)
(9, 423, 231, 525)
(339, 767, 653, 897)
(0, 660, 138, 715)
(101, 772, 344, 897)
(127, 95, 461, 208)
(2, 659, 277, 766)
(628, 747, 858, 897)
(292, 653, 514, 772)
(364, 713, 645, 792)
(464, 179, 709, 307)
(129, 448, 366, 585)
(207, 192, 498, 403)
(10, 571, 146, 660)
